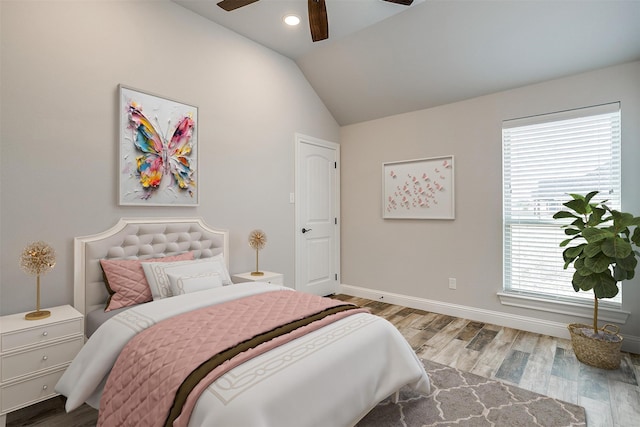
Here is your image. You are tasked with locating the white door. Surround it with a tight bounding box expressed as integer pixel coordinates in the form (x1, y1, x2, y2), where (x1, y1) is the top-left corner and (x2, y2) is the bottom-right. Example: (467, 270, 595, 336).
(295, 134, 339, 296)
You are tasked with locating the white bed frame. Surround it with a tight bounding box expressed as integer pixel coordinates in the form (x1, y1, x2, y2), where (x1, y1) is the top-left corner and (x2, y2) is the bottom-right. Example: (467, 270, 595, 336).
(74, 217, 229, 316)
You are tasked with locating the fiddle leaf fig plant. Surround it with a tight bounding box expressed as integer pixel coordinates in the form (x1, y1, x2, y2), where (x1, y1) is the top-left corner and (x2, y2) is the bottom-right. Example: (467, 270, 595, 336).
(553, 191, 640, 334)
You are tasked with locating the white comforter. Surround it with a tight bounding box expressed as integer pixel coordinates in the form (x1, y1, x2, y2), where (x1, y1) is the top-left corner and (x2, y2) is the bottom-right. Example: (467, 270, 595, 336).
(56, 283, 430, 427)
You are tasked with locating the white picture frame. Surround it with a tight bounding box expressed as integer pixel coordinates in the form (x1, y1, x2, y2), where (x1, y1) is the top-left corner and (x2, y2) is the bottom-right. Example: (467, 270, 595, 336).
(383, 155, 455, 219)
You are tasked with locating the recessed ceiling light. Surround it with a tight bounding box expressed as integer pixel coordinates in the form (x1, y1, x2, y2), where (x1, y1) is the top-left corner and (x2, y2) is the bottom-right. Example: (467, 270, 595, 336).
(283, 14, 301, 26)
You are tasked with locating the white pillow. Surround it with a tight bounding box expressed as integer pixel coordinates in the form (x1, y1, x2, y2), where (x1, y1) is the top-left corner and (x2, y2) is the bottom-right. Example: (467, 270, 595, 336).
(167, 272, 222, 295)
(141, 255, 232, 300)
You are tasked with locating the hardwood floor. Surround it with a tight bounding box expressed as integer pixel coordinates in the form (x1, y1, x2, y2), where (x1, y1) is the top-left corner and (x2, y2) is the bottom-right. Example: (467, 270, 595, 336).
(7, 295, 640, 426)
(337, 295, 640, 427)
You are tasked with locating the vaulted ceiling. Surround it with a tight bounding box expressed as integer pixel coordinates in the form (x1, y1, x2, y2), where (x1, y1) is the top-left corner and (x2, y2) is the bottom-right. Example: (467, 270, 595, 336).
(175, 0, 640, 126)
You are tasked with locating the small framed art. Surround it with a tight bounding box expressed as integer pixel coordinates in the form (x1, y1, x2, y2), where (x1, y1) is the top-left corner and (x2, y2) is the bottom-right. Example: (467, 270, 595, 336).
(383, 155, 454, 219)
(119, 85, 199, 206)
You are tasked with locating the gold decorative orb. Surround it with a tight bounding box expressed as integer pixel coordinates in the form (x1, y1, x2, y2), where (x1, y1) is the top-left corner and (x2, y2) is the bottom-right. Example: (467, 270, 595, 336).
(248, 230, 267, 250)
(20, 241, 56, 320)
(20, 241, 56, 277)
(248, 230, 267, 276)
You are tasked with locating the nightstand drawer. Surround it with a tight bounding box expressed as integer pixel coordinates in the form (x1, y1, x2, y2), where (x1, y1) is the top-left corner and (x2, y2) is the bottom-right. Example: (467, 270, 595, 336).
(232, 271, 284, 285)
(1, 337, 83, 382)
(0, 368, 64, 413)
(1, 318, 82, 352)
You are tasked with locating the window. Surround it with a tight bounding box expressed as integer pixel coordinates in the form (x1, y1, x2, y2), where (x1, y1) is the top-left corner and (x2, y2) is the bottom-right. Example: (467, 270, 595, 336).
(502, 103, 621, 305)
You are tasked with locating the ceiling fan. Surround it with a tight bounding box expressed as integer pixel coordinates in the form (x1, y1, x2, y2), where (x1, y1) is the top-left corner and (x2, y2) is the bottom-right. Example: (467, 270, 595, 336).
(217, 0, 414, 42)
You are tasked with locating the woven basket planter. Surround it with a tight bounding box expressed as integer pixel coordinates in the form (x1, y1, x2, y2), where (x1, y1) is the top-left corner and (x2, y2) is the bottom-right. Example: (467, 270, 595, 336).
(568, 323, 622, 370)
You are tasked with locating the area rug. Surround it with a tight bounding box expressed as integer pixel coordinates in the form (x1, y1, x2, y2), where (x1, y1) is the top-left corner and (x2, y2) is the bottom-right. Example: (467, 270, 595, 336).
(357, 359, 586, 427)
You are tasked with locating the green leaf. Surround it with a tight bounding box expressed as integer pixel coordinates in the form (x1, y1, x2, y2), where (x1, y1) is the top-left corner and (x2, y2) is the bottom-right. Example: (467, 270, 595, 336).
(583, 242, 602, 258)
(553, 211, 579, 220)
(574, 257, 592, 275)
(593, 273, 619, 299)
(564, 228, 581, 236)
(572, 270, 595, 291)
(613, 264, 628, 281)
(560, 237, 577, 248)
(574, 256, 585, 268)
(570, 218, 587, 230)
(564, 199, 589, 215)
(584, 253, 612, 273)
(564, 245, 584, 262)
(616, 252, 638, 272)
(611, 210, 635, 229)
(632, 227, 640, 246)
(582, 227, 613, 243)
(568, 193, 586, 201)
(601, 236, 632, 258)
(587, 207, 606, 226)
(584, 191, 599, 204)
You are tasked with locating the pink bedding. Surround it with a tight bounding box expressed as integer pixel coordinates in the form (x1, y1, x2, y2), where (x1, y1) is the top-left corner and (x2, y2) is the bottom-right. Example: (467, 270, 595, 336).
(100, 252, 194, 311)
(97, 290, 367, 427)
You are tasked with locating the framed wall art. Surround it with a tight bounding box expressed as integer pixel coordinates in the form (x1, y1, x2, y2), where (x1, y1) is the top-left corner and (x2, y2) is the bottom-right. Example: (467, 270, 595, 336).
(119, 85, 199, 206)
(383, 155, 454, 219)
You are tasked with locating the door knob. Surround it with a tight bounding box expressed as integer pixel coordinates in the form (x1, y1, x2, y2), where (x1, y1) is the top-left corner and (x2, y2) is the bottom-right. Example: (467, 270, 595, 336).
(302, 228, 312, 234)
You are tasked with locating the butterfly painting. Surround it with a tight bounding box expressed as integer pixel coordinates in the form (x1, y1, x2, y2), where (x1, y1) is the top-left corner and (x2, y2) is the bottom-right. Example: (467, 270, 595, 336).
(382, 156, 454, 219)
(119, 86, 198, 206)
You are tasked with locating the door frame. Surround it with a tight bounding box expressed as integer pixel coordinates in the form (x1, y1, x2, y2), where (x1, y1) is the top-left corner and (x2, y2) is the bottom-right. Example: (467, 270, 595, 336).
(294, 133, 340, 292)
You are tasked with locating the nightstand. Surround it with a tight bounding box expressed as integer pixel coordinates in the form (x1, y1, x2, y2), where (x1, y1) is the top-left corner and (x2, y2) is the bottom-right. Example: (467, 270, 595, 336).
(0, 305, 84, 427)
(232, 271, 284, 285)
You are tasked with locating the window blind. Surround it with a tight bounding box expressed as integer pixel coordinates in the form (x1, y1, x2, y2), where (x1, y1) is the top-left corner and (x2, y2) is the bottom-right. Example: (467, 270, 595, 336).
(503, 103, 621, 304)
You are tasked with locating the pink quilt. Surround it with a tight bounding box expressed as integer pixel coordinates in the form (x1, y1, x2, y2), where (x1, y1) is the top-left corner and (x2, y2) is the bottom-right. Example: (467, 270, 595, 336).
(97, 290, 367, 427)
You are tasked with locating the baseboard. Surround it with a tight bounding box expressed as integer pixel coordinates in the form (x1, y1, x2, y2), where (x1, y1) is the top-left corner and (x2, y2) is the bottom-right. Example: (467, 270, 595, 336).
(339, 283, 640, 354)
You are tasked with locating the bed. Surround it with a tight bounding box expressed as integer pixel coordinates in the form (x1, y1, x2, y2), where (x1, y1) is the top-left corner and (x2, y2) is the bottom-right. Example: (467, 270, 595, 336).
(56, 217, 430, 427)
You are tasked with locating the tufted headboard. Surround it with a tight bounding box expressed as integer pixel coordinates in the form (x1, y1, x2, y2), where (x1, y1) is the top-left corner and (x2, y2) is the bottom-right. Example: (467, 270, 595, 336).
(74, 217, 229, 316)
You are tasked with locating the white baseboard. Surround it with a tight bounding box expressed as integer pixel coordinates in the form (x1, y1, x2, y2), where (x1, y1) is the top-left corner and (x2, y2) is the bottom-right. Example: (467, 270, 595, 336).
(339, 283, 640, 355)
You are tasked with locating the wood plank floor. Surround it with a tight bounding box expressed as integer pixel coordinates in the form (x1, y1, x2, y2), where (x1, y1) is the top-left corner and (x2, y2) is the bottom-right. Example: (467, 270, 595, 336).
(7, 295, 640, 426)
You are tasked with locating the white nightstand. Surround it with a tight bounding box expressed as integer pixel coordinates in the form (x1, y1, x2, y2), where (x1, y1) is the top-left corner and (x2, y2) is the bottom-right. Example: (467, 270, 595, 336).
(0, 305, 84, 427)
(232, 271, 284, 285)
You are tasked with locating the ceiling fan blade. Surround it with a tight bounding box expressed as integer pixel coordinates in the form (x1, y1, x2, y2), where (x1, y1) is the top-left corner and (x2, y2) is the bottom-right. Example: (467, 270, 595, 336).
(308, 0, 328, 42)
(217, 0, 260, 12)
(383, 0, 414, 5)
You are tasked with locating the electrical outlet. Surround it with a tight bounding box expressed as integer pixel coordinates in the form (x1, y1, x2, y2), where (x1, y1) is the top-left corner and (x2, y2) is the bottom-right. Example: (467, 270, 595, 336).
(448, 278, 457, 290)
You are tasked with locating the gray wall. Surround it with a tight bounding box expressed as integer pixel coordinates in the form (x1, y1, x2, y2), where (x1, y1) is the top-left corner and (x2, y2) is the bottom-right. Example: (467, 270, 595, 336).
(2, 0, 638, 345)
(340, 61, 640, 338)
(0, 0, 340, 315)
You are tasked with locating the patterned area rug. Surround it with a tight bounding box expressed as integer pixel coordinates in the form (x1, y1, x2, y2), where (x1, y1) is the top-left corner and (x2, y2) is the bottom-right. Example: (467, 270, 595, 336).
(357, 359, 586, 426)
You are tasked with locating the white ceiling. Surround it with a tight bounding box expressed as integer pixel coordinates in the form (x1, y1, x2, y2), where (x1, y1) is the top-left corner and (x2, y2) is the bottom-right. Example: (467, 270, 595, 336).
(175, 0, 640, 126)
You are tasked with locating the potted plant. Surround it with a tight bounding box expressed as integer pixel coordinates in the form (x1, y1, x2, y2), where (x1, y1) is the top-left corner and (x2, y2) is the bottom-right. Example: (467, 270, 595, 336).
(553, 191, 640, 369)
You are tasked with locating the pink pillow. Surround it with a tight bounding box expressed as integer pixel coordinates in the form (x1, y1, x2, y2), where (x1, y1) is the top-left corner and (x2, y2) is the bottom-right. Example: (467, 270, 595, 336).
(100, 252, 194, 311)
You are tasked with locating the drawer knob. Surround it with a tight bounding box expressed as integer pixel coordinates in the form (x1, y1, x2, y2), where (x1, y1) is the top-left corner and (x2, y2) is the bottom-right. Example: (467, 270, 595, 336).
(42, 385, 48, 390)
(42, 331, 48, 337)
(42, 355, 48, 361)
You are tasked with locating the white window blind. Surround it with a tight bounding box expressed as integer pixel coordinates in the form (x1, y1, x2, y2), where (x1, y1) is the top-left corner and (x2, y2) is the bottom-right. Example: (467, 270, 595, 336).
(503, 103, 621, 305)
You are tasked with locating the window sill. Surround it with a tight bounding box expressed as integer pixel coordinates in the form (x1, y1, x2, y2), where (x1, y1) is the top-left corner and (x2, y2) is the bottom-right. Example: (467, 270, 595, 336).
(497, 292, 630, 324)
